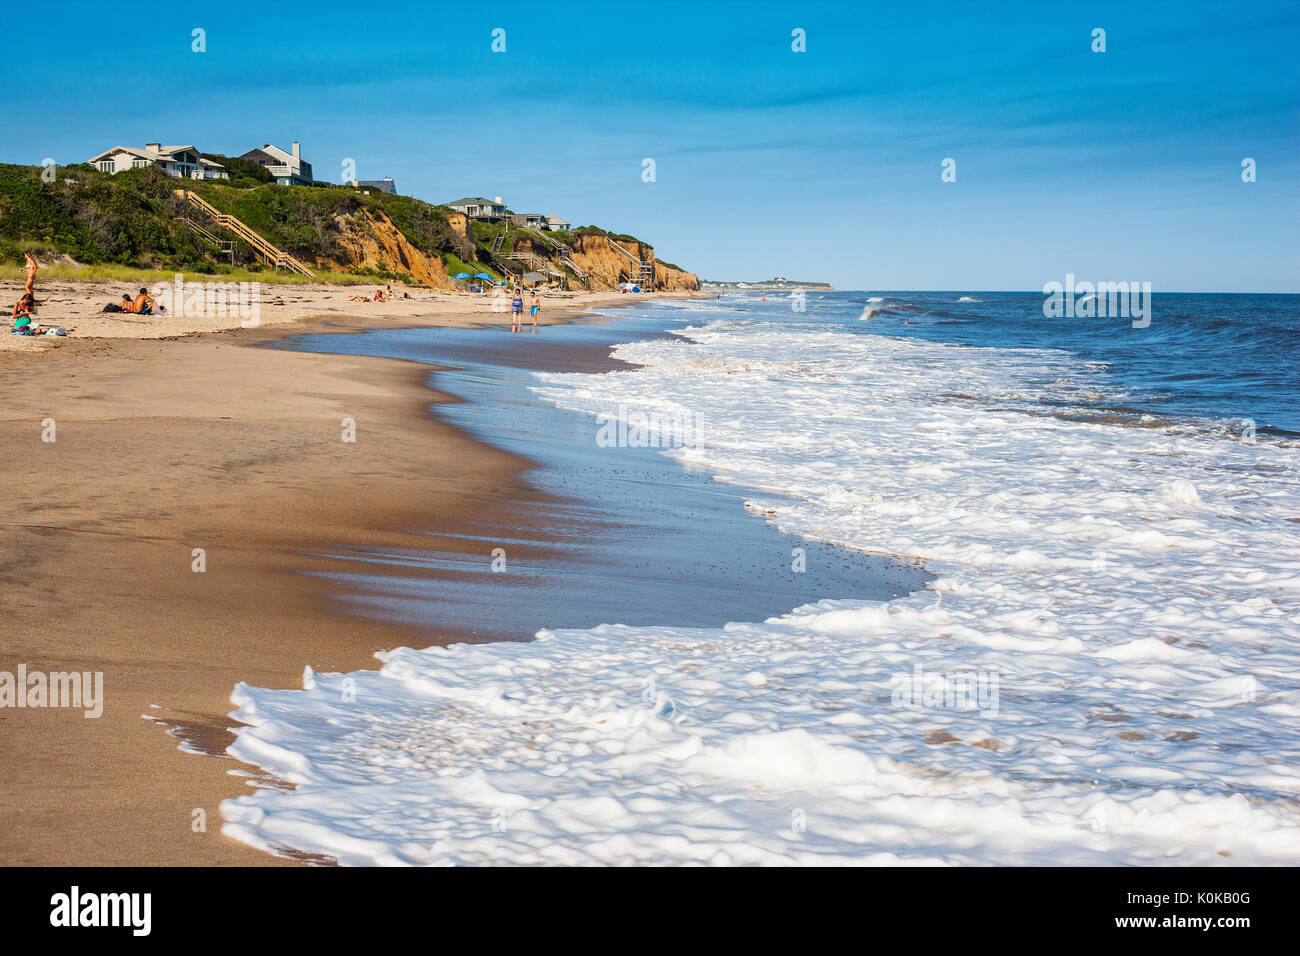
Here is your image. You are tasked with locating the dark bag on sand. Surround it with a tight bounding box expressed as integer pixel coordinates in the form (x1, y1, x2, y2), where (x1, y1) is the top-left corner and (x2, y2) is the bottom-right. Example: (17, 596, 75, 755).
(102, 303, 123, 313)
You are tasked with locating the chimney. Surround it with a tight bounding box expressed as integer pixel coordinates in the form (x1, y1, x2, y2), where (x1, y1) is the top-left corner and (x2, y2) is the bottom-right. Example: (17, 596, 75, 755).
(145, 143, 160, 154)
(292, 141, 301, 164)
(494, 196, 503, 205)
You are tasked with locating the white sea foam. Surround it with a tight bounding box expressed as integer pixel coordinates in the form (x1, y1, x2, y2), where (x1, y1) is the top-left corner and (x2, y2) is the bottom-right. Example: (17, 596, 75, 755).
(217, 310, 1300, 865)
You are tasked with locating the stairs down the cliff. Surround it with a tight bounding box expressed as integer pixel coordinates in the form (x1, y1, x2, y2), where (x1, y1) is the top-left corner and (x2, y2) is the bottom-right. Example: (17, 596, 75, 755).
(175, 216, 236, 263)
(174, 189, 314, 276)
(521, 227, 589, 282)
(607, 235, 656, 288)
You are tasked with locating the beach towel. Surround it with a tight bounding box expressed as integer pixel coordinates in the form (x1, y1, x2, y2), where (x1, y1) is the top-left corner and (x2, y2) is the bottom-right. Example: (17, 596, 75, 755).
(102, 304, 123, 313)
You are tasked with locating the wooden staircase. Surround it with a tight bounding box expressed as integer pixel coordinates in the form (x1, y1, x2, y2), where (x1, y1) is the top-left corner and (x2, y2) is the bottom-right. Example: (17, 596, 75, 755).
(522, 227, 588, 281)
(606, 236, 655, 289)
(174, 189, 313, 276)
(175, 216, 236, 263)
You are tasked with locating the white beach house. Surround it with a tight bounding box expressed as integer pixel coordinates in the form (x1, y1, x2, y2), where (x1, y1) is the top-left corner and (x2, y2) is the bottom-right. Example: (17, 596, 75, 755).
(239, 142, 314, 186)
(89, 144, 228, 180)
(544, 215, 571, 232)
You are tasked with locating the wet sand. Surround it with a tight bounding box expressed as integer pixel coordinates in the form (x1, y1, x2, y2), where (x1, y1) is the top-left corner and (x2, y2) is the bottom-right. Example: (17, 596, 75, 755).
(0, 295, 924, 866)
(0, 304, 611, 865)
(283, 316, 928, 646)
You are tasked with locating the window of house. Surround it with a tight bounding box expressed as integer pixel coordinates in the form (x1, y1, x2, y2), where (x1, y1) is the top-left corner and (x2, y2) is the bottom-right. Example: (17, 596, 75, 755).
(98, 160, 114, 172)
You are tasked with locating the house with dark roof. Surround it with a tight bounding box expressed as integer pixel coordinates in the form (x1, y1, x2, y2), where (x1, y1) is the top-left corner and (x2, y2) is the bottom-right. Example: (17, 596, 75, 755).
(444, 197, 507, 220)
(239, 142, 313, 186)
(349, 177, 397, 194)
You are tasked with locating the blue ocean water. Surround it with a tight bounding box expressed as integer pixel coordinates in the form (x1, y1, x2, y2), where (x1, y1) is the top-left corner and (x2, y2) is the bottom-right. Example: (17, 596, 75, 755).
(698, 291, 1299, 438)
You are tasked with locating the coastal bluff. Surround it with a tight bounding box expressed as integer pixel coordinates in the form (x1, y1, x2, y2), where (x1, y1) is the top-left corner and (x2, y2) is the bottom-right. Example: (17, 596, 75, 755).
(0, 161, 698, 292)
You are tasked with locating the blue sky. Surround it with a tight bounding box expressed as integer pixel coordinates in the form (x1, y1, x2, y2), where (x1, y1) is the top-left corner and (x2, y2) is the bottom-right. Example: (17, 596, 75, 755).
(8, 0, 1298, 290)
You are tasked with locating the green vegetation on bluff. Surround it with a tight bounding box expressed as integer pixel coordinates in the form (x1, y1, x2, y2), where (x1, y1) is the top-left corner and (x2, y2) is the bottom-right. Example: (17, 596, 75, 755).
(0, 161, 674, 287)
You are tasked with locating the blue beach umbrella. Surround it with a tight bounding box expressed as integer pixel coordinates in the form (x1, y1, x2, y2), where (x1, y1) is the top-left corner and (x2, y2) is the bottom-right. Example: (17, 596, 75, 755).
(473, 273, 494, 280)
(453, 272, 472, 279)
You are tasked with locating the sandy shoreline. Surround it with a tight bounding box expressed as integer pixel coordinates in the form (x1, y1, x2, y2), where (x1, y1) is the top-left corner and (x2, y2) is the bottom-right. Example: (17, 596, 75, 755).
(0, 281, 667, 865)
(2, 277, 662, 350)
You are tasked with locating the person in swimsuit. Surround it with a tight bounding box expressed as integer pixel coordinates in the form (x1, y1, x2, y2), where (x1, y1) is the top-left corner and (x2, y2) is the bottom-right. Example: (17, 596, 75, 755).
(23, 252, 37, 296)
(511, 290, 524, 331)
(13, 293, 35, 321)
(120, 294, 135, 312)
(528, 291, 540, 330)
(133, 288, 157, 316)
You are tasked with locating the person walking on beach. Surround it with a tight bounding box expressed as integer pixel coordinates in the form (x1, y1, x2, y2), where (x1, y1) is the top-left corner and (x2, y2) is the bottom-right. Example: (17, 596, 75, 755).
(528, 291, 541, 330)
(511, 289, 524, 331)
(23, 252, 37, 296)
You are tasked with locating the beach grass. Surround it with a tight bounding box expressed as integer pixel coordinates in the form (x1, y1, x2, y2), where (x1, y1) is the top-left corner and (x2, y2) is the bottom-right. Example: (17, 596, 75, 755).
(0, 261, 387, 287)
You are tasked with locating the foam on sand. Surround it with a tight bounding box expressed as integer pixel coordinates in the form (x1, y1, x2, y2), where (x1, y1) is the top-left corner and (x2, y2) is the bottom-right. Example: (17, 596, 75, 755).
(218, 313, 1300, 865)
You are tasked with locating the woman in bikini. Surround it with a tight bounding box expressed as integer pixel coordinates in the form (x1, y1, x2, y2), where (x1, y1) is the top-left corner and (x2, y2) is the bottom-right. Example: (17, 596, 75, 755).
(23, 252, 37, 296)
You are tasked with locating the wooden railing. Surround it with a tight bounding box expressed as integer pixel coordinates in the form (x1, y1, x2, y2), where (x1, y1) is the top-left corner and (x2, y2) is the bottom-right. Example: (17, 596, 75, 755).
(174, 190, 313, 276)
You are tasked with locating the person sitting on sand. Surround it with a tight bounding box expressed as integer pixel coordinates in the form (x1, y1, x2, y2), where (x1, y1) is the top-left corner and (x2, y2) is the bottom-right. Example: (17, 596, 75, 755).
(24, 252, 37, 296)
(372, 288, 388, 302)
(12, 294, 42, 333)
(132, 288, 159, 316)
(120, 294, 134, 312)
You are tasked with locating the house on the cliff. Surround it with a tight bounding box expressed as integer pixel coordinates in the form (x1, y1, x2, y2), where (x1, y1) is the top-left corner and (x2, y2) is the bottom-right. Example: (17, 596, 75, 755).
(510, 213, 545, 229)
(543, 215, 570, 232)
(444, 197, 507, 221)
(239, 142, 314, 186)
(349, 177, 398, 194)
(89, 144, 228, 180)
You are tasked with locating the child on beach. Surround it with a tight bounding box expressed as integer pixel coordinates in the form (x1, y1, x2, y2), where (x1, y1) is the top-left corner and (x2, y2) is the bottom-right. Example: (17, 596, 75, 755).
(529, 291, 540, 330)
(511, 290, 524, 331)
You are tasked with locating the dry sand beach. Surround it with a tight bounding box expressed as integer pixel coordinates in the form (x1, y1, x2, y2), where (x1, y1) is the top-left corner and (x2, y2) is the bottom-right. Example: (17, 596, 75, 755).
(0, 277, 643, 350)
(0, 280, 663, 865)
